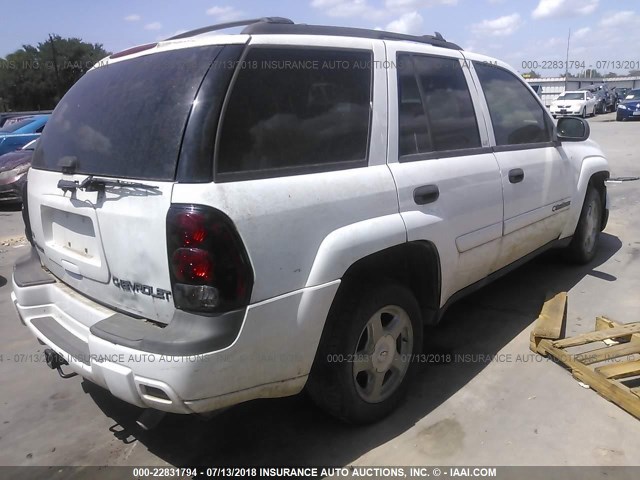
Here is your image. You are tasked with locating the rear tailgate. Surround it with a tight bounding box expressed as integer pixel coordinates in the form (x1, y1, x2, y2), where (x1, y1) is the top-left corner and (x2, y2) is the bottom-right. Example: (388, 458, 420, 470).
(27, 43, 227, 325)
(28, 170, 175, 324)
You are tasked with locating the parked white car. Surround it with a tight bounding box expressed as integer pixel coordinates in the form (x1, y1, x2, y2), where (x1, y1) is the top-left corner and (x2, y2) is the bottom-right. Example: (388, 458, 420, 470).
(12, 18, 610, 425)
(550, 90, 597, 118)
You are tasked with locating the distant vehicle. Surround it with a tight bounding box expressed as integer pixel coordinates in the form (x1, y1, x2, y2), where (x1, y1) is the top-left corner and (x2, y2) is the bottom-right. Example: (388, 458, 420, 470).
(0, 111, 53, 128)
(580, 84, 615, 114)
(550, 91, 597, 118)
(613, 88, 629, 107)
(0, 115, 49, 156)
(0, 139, 36, 203)
(616, 89, 640, 121)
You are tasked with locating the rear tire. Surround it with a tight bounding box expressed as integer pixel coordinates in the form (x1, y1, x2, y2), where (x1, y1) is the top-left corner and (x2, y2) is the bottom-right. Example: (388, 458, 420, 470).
(307, 281, 423, 424)
(566, 187, 602, 264)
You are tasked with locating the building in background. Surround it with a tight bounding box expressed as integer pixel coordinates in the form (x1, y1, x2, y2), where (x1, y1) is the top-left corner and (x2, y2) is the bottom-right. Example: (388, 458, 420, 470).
(525, 76, 640, 107)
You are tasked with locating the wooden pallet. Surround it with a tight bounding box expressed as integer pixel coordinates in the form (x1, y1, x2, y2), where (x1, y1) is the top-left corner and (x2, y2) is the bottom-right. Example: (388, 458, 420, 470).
(530, 293, 640, 419)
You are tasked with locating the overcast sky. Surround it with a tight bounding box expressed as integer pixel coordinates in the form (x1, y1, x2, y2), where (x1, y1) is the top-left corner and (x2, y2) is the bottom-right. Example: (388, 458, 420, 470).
(2, 0, 639, 74)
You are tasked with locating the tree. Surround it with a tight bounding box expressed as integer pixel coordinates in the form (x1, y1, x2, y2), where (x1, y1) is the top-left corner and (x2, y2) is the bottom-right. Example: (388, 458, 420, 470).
(522, 70, 541, 79)
(629, 70, 640, 77)
(0, 35, 110, 111)
(604, 72, 618, 78)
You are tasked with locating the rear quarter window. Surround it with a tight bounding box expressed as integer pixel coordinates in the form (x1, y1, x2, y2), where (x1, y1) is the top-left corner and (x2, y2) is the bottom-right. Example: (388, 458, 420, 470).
(215, 47, 373, 181)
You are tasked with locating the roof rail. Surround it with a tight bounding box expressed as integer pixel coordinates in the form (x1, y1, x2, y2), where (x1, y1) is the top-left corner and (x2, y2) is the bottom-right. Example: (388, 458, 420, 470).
(165, 18, 461, 50)
(165, 17, 294, 41)
(241, 22, 461, 50)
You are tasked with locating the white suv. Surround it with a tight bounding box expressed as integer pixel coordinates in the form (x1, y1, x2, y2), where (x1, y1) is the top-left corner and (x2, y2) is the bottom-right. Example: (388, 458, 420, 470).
(12, 18, 609, 424)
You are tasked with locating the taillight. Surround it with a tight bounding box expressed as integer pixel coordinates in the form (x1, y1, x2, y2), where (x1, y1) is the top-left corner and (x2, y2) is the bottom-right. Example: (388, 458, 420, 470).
(173, 211, 208, 246)
(172, 249, 214, 283)
(167, 204, 253, 313)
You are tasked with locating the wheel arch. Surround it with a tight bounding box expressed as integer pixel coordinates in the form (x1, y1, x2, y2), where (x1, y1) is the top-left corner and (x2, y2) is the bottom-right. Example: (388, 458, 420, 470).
(338, 241, 442, 326)
(588, 170, 609, 230)
(560, 158, 609, 238)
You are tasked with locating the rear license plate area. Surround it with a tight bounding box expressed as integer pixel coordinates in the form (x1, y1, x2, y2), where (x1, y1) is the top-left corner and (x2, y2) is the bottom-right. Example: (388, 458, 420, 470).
(41, 206, 101, 266)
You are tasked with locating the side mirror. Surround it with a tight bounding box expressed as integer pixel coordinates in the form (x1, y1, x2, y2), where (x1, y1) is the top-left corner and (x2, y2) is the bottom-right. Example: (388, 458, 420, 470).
(556, 116, 590, 142)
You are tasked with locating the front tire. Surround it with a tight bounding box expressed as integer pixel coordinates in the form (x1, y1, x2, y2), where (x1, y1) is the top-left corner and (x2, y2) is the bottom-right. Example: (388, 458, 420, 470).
(582, 107, 587, 118)
(307, 281, 423, 424)
(566, 187, 602, 264)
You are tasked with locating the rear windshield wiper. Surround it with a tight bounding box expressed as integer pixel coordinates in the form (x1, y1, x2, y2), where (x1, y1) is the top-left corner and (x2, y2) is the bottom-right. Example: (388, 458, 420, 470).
(57, 175, 160, 193)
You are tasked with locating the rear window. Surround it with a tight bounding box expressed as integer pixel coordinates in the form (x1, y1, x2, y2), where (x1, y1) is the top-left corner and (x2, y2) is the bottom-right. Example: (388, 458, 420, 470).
(216, 47, 372, 181)
(32, 46, 221, 181)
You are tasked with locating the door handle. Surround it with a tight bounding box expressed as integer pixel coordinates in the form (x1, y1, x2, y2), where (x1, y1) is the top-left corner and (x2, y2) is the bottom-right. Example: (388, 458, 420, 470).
(413, 184, 439, 205)
(508, 168, 525, 184)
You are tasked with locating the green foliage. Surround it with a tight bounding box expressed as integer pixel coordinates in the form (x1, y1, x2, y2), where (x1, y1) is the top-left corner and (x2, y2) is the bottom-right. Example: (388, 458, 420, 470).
(0, 35, 110, 111)
(522, 70, 541, 79)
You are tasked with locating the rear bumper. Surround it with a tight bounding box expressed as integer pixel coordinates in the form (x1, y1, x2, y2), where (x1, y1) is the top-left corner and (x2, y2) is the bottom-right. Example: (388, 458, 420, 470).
(12, 248, 339, 414)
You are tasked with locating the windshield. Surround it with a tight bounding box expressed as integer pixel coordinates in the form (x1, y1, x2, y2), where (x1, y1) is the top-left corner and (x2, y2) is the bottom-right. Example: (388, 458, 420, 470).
(558, 93, 584, 100)
(625, 90, 640, 100)
(0, 117, 35, 133)
(32, 46, 222, 181)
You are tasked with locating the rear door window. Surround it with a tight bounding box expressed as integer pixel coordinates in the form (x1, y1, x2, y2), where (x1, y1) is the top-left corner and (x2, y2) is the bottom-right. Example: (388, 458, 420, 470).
(216, 47, 373, 181)
(32, 46, 222, 181)
(397, 53, 481, 159)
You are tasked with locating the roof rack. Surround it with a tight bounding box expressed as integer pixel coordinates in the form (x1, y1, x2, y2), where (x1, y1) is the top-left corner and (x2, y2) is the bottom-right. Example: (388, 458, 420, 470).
(166, 17, 294, 41)
(166, 18, 461, 51)
(243, 23, 461, 50)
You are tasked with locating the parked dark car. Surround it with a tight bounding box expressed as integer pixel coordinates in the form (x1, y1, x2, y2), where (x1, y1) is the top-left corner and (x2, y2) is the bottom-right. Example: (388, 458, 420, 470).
(616, 89, 640, 121)
(613, 88, 629, 107)
(0, 138, 36, 202)
(581, 84, 615, 113)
